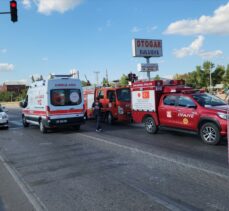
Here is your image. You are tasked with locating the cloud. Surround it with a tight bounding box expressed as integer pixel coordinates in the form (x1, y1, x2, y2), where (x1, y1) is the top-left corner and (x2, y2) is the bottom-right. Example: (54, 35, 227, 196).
(198, 50, 223, 59)
(165, 2, 229, 35)
(147, 26, 157, 33)
(173, 36, 223, 59)
(0, 49, 7, 53)
(131, 25, 157, 33)
(174, 36, 204, 58)
(22, 0, 31, 9)
(24, 0, 83, 14)
(0, 63, 14, 72)
(131, 26, 142, 33)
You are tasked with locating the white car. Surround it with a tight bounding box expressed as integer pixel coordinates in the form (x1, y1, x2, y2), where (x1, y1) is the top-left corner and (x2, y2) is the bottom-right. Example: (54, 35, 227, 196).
(0, 106, 9, 129)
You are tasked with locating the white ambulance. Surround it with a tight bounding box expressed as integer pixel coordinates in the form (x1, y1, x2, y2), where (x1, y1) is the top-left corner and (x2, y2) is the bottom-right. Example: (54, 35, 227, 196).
(20, 74, 84, 133)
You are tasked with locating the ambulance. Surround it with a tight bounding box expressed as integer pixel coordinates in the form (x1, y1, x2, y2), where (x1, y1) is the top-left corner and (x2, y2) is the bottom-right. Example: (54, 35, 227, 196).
(131, 79, 228, 145)
(20, 74, 84, 133)
(83, 86, 131, 124)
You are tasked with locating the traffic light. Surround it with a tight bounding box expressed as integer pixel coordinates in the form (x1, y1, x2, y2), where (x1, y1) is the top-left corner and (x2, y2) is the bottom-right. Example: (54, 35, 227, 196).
(128, 73, 138, 83)
(10, 0, 18, 23)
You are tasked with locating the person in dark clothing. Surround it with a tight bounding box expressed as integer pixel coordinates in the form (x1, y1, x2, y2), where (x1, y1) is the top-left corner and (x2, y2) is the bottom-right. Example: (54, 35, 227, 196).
(92, 96, 103, 132)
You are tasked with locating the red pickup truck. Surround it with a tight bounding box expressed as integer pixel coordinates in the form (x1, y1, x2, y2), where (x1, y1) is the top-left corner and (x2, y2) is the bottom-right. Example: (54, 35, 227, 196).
(131, 80, 228, 145)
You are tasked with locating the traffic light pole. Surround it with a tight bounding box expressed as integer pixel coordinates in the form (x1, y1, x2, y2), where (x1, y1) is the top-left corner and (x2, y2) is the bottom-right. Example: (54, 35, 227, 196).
(145, 57, 151, 80)
(0, 12, 11, 14)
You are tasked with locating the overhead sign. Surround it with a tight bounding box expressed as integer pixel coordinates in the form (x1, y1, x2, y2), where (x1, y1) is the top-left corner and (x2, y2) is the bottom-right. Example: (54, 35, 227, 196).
(137, 63, 159, 72)
(132, 39, 163, 57)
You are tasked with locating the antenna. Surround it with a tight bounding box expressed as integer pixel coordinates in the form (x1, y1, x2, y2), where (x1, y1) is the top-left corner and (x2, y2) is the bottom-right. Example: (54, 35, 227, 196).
(94, 71, 100, 85)
(84, 75, 91, 86)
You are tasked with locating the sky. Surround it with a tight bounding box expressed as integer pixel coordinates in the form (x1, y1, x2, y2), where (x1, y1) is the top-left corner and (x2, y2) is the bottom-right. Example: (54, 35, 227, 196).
(0, 0, 229, 84)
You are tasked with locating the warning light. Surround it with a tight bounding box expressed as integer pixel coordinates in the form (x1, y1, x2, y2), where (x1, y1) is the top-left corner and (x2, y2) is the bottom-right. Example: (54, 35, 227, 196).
(10, 0, 18, 23)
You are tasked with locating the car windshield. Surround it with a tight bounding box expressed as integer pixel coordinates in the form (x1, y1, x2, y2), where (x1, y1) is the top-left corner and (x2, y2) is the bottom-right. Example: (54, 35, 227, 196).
(116, 88, 131, 102)
(192, 93, 226, 107)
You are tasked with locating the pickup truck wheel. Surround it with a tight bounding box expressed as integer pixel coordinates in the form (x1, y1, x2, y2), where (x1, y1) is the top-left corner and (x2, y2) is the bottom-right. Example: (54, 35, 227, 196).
(200, 122, 220, 145)
(144, 117, 158, 134)
(39, 120, 47, 134)
(22, 116, 29, 127)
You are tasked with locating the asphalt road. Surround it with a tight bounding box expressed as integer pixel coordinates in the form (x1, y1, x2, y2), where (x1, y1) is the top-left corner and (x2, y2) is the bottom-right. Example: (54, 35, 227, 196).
(0, 108, 228, 211)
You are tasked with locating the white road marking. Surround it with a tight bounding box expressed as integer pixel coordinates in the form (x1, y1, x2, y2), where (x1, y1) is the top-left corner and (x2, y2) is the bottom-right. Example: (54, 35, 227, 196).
(79, 133, 229, 180)
(0, 154, 48, 211)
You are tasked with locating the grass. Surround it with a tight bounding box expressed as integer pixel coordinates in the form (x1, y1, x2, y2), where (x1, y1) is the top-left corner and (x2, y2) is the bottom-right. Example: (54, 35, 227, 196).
(0, 101, 20, 108)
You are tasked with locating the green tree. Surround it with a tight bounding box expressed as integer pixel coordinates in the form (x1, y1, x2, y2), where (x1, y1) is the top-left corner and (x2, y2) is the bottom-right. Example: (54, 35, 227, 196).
(223, 65, 229, 87)
(119, 74, 128, 86)
(81, 80, 89, 86)
(211, 65, 225, 86)
(154, 74, 160, 80)
(102, 77, 109, 86)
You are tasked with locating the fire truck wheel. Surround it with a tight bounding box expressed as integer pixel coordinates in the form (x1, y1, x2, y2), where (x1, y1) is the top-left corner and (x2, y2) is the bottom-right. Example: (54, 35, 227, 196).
(22, 116, 29, 127)
(106, 112, 113, 125)
(39, 120, 47, 134)
(144, 117, 158, 134)
(200, 122, 220, 145)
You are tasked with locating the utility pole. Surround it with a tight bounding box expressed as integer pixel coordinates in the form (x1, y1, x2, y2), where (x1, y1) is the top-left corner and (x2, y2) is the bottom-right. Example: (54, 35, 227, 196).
(94, 71, 100, 85)
(106, 69, 108, 83)
(210, 62, 214, 94)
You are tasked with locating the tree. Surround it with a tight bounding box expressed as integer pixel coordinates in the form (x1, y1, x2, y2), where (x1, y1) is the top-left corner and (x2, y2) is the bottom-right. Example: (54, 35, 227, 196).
(119, 74, 128, 86)
(154, 74, 160, 80)
(211, 65, 225, 86)
(223, 65, 229, 87)
(81, 80, 89, 87)
(102, 77, 109, 86)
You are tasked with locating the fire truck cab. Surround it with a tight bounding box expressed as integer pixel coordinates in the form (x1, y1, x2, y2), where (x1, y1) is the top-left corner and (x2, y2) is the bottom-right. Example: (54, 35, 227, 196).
(84, 86, 131, 124)
(131, 80, 228, 145)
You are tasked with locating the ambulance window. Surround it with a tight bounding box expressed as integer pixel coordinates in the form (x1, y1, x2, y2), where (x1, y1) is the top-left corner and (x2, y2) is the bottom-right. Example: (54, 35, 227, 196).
(51, 89, 82, 106)
(163, 95, 177, 106)
(178, 96, 196, 108)
(98, 90, 104, 99)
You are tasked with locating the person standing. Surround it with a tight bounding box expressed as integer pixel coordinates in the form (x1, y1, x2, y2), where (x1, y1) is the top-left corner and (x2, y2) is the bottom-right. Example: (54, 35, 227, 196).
(92, 96, 103, 132)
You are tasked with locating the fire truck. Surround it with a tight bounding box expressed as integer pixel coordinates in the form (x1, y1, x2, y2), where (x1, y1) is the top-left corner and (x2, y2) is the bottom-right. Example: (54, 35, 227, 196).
(131, 79, 228, 145)
(83, 86, 131, 124)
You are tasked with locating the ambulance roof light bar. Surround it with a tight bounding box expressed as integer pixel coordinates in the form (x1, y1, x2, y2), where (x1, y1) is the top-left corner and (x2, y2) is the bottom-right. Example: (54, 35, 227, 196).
(49, 74, 74, 79)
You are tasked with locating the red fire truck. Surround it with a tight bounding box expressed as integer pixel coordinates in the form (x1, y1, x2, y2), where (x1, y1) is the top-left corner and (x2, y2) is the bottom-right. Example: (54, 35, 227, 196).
(83, 86, 131, 124)
(131, 80, 228, 145)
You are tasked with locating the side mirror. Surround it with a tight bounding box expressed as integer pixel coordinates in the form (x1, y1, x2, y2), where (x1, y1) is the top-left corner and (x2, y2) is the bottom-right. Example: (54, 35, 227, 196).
(2, 107, 8, 113)
(19, 101, 27, 108)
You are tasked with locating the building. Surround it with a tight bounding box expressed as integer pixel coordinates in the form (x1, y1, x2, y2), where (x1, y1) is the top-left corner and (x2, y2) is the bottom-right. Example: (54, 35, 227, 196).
(0, 81, 27, 94)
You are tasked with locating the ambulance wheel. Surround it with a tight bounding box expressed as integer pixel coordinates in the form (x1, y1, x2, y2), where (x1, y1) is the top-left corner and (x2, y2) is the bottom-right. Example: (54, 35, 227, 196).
(39, 120, 47, 134)
(144, 117, 158, 134)
(106, 112, 113, 125)
(22, 116, 29, 127)
(200, 122, 220, 145)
